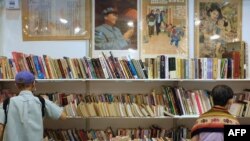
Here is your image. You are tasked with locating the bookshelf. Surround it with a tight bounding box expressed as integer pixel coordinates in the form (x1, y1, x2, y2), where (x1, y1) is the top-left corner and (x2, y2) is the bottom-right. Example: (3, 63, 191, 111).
(2, 79, 250, 132)
(0, 51, 249, 139)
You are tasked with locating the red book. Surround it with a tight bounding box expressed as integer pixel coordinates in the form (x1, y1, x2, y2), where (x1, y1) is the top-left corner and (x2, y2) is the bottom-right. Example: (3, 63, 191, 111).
(12, 52, 29, 72)
(195, 92, 203, 115)
(230, 51, 240, 79)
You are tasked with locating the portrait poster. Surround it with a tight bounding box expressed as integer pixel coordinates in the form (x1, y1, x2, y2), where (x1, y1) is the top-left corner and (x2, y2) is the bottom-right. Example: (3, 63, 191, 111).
(195, 0, 242, 58)
(141, 0, 188, 60)
(92, 0, 139, 59)
(22, 0, 91, 41)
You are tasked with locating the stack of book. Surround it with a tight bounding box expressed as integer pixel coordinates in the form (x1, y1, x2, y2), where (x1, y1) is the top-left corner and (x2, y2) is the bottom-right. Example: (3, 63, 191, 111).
(0, 42, 247, 80)
(44, 125, 190, 141)
(42, 86, 214, 118)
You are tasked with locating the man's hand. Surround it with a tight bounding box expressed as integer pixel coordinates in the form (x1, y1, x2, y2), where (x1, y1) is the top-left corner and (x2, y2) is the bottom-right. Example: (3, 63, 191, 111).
(0, 123, 4, 141)
(59, 111, 67, 120)
(123, 28, 134, 40)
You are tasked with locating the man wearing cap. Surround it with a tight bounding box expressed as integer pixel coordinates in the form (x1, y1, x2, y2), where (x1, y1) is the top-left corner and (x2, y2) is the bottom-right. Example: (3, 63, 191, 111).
(0, 71, 66, 141)
(95, 7, 134, 50)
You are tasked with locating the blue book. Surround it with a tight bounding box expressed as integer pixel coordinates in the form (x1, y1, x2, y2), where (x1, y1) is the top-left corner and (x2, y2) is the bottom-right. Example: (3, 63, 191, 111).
(126, 55, 138, 79)
(33, 56, 44, 79)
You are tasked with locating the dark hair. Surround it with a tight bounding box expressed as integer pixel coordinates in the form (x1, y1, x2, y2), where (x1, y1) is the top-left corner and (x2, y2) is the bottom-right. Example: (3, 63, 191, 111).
(216, 17, 229, 27)
(16, 83, 34, 90)
(211, 85, 234, 106)
(207, 3, 223, 19)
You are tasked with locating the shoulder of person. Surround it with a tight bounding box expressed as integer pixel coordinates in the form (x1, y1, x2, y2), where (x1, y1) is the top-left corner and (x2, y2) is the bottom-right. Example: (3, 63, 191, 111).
(113, 26, 121, 32)
(95, 25, 109, 35)
(95, 24, 107, 31)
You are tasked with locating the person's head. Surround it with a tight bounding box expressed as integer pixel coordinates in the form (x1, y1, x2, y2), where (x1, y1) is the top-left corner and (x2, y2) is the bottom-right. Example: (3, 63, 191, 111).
(207, 3, 222, 21)
(217, 17, 228, 28)
(156, 9, 160, 13)
(211, 85, 234, 109)
(15, 71, 36, 91)
(102, 7, 118, 26)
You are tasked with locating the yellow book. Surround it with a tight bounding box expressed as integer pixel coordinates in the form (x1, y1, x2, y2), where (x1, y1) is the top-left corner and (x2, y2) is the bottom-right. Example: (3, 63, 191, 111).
(94, 102, 103, 117)
(176, 58, 181, 79)
(103, 102, 110, 117)
(78, 102, 90, 117)
(213, 58, 218, 79)
(140, 105, 149, 117)
(99, 102, 106, 117)
(86, 103, 97, 117)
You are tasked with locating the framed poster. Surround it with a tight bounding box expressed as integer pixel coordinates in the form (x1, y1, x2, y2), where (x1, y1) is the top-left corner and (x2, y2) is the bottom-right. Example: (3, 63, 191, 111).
(22, 0, 91, 41)
(194, 0, 242, 58)
(92, 0, 139, 59)
(141, 0, 189, 60)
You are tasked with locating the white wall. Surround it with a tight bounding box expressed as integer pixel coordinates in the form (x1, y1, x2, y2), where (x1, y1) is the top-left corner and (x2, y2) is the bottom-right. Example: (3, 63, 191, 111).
(242, 0, 250, 78)
(0, 1, 3, 54)
(0, 0, 250, 76)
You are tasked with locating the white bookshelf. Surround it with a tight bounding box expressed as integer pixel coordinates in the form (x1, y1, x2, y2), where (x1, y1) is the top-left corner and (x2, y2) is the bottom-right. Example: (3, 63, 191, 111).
(2, 79, 250, 131)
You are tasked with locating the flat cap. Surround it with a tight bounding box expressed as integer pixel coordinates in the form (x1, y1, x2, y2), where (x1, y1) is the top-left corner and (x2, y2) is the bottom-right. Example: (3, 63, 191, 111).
(102, 7, 117, 15)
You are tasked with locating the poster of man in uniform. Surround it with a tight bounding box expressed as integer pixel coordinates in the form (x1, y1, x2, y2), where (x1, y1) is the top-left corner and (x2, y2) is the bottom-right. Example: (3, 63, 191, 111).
(141, 0, 188, 60)
(195, 0, 242, 58)
(94, 0, 138, 51)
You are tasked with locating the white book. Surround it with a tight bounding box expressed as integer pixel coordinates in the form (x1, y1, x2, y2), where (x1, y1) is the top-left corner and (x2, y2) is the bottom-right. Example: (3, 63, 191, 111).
(140, 105, 149, 117)
(245, 101, 250, 117)
(125, 103, 133, 117)
(190, 92, 199, 115)
(146, 105, 154, 117)
(118, 103, 125, 117)
(133, 103, 144, 117)
(229, 103, 242, 116)
(165, 55, 169, 79)
(176, 88, 186, 115)
(158, 105, 164, 117)
(203, 58, 207, 79)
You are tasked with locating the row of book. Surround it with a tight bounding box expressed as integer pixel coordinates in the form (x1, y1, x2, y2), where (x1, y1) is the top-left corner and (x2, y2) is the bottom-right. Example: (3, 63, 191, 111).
(146, 38, 247, 79)
(64, 90, 212, 118)
(3, 86, 250, 118)
(40, 86, 213, 117)
(44, 125, 190, 141)
(44, 88, 250, 118)
(0, 47, 246, 79)
(9, 51, 149, 79)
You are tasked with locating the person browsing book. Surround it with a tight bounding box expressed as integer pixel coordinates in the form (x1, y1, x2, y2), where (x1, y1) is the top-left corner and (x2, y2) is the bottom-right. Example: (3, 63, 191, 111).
(191, 85, 239, 141)
(95, 7, 134, 50)
(0, 71, 66, 141)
